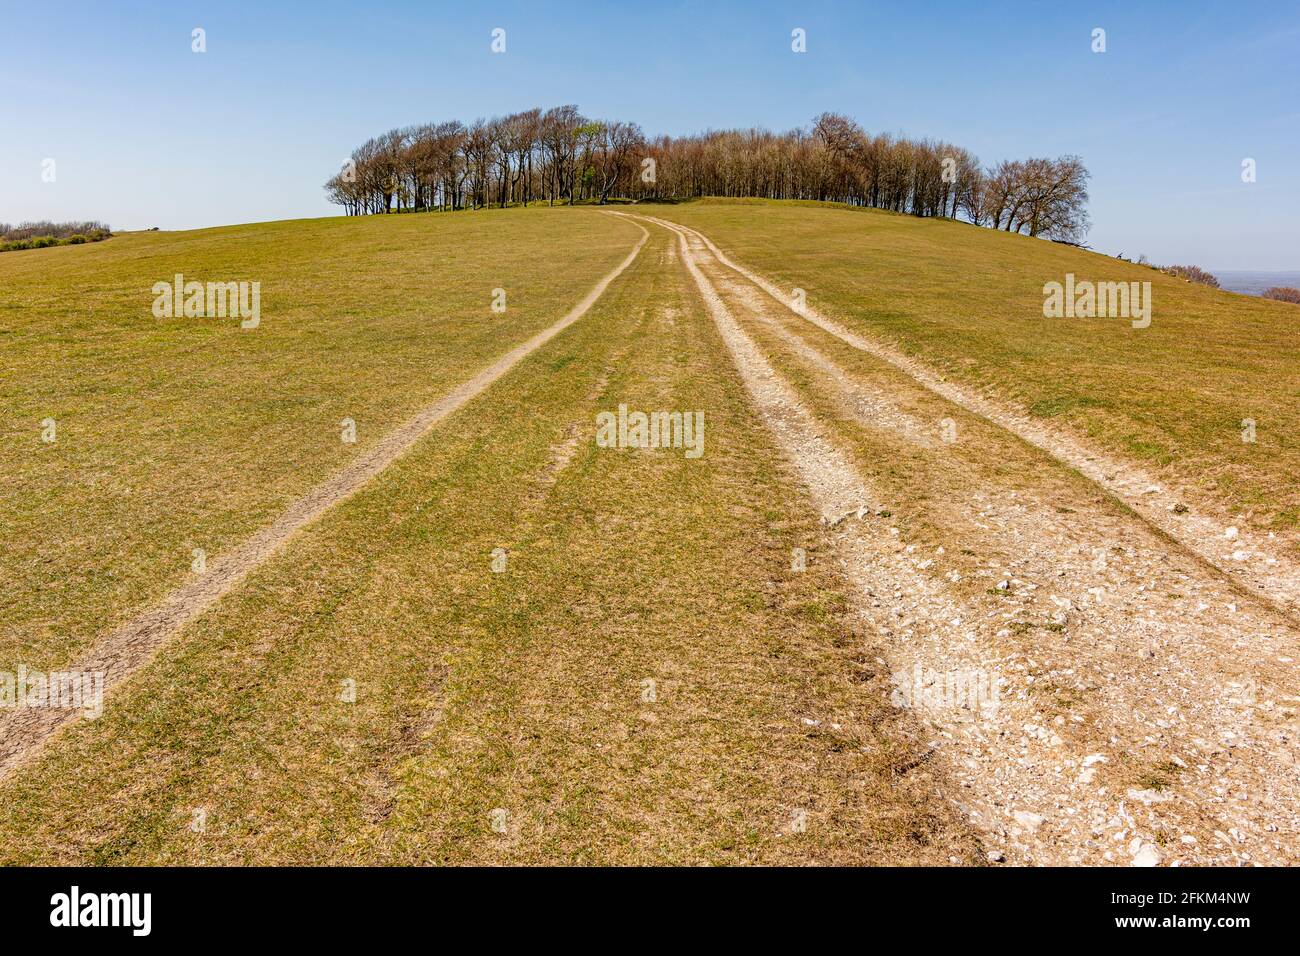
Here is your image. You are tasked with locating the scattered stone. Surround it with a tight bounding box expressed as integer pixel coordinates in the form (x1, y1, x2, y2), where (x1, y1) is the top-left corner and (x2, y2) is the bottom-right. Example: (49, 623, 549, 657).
(1126, 788, 1172, 805)
(1132, 842, 1160, 867)
(1014, 811, 1045, 831)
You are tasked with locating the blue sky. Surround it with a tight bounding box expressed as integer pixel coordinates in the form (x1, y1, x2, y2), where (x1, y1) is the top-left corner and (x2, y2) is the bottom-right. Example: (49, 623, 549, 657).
(2, 0, 1296, 269)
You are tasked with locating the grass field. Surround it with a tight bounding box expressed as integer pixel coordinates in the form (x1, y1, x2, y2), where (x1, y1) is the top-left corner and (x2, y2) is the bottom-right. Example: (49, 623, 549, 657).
(3, 199, 1297, 865)
(651, 200, 1300, 546)
(0, 209, 633, 670)
(0, 208, 979, 864)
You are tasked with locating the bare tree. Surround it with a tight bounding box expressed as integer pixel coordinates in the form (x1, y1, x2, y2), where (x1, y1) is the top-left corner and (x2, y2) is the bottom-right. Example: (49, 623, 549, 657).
(585, 120, 644, 203)
(326, 107, 1091, 246)
(1017, 156, 1091, 241)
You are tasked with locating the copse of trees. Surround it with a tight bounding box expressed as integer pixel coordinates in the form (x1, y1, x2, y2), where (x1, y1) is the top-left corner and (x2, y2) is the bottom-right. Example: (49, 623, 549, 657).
(0, 220, 112, 253)
(0, 220, 111, 241)
(327, 106, 1091, 242)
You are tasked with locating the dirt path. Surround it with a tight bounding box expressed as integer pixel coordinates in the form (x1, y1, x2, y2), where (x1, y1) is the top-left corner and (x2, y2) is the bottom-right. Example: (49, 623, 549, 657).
(628, 212, 1300, 866)
(0, 219, 649, 782)
(672, 219, 1300, 626)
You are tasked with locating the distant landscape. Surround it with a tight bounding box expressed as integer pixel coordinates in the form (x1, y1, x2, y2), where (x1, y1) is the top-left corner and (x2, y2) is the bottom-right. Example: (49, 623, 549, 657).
(1216, 271, 1300, 296)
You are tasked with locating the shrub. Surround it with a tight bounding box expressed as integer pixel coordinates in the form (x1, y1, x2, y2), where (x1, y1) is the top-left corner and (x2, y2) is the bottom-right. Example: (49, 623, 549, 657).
(1263, 287, 1300, 304)
(0, 221, 113, 254)
(0, 220, 112, 241)
(1160, 264, 1220, 288)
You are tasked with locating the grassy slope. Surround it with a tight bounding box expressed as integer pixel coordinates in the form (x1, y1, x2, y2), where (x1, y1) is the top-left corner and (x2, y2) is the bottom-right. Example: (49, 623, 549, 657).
(0, 208, 632, 669)
(652, 199, 1300, 546)
(0, 226, 976, 865)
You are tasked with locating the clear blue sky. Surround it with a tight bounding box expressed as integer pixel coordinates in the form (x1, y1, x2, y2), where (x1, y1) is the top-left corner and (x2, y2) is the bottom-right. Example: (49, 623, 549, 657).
(3, 0, 1296, 269)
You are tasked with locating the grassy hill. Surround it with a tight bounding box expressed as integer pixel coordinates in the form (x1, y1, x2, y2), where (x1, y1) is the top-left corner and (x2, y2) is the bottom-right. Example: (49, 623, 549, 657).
(0, 205, 979, 864)
(0, 209, 634, 669)
(3, 198, 1296, 864)
(652, 199, 1300, 547)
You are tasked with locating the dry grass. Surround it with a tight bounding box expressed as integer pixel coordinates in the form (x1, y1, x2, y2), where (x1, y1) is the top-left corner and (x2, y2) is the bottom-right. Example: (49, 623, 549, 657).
(650, 199, 1300, 551)
(0, 208, 633, 669)
(0, 218, 976, 865)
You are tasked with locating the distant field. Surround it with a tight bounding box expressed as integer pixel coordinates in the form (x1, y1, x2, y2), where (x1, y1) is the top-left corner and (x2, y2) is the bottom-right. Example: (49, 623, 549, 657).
(0, 209, 633, 669)
(652, 199, 1300, 547)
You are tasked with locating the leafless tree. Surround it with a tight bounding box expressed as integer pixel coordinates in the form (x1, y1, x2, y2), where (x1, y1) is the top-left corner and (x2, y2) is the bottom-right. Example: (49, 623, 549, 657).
(326, 106, 1092, 245)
